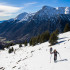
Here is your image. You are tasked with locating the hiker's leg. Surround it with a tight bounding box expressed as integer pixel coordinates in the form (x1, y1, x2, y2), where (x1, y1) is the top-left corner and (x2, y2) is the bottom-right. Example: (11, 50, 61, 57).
(54, 56, 57, 62)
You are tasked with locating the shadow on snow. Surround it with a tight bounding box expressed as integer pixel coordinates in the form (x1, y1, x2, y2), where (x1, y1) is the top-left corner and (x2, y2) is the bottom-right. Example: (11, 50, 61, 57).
(57, 40, 66, 44)
(57, 59, 68, 62)
(58, 37, 68, 40)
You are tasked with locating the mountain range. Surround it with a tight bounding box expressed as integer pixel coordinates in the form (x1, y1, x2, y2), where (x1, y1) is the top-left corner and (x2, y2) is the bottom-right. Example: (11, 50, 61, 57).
(0, 6, 70, 43)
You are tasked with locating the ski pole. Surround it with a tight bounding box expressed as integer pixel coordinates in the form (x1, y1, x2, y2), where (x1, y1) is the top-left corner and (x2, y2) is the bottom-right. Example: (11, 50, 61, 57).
(58, 54, 61, 59)
(50, 54, 52, 63)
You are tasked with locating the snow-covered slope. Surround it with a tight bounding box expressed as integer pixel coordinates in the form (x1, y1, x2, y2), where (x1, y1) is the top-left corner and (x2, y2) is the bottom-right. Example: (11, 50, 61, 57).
(0, 31, 70, 70)
(56, 7, 70, 14)
(39, 6, 59, 16)
(13, 6, 70, 23)
(33, 6, 70, 21)
(34, 6, 59, 19)
(15, 12, 28, 20)
(65, 7, 70, 14)
(18, 13, 35, 22)
(14, 12, 35, 23)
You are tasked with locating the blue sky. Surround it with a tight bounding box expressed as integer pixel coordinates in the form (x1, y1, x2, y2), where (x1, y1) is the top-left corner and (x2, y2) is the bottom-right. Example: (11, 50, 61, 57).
(0, 0, 70, 21)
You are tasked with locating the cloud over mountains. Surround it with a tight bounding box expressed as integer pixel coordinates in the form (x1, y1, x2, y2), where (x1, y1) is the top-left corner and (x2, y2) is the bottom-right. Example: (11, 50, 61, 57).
(0, 3, 22, 16)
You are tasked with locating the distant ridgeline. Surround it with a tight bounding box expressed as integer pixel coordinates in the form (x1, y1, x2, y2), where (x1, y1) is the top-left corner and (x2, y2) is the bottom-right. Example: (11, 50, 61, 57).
(0, 6, 70, 43)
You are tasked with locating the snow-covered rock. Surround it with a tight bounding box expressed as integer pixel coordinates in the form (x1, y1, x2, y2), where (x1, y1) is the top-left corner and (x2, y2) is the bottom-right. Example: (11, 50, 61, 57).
(14, 12, 35, 23)
(14, 12, 28, 20)
(18, 13, 35, 22)
(65, 7, 70, 14)
(56, 7, 70, 14)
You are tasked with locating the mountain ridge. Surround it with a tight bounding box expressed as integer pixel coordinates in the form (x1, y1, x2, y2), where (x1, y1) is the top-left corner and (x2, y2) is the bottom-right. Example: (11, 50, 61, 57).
(0, 6, 70, 43)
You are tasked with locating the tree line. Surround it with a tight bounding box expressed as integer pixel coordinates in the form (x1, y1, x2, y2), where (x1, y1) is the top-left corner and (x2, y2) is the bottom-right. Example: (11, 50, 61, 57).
(29, 23, 70, 46)
(1, 23, 70, 51)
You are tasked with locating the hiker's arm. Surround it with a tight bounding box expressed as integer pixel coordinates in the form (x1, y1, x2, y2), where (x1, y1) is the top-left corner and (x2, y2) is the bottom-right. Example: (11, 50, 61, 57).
(57, 52, 59, 54)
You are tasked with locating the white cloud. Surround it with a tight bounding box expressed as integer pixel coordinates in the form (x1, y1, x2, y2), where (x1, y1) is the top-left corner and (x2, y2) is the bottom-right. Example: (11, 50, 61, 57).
(24, 2, 38, 7)
(0, 2, 37, 20)
(0, 4, 22, 16)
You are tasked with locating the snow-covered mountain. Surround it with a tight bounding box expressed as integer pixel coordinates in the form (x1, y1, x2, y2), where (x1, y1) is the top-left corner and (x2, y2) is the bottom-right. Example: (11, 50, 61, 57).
(18, 13, 35, 22)
(7, 18, 14, 22)
(35, 6, 59, 18)
(0, 5, 70, 42)
(32, 6, 70, 21)
(0, 20, 6, 23)
(6, 6, 70, 23)
(14, 12, 35, 23)
(0, 21, 4, 23)
(56, 7, 70, 14)
(12, 6, 70, 23)
(15, 12, 28, 20)
(8, 6, 70, 23)
(0, 31, 70, 70)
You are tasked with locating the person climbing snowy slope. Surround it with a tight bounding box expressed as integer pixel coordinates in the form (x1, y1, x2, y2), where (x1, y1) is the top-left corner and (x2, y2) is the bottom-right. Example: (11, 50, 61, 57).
(50, 47, 53, 54)
(52, 49, 59, 62)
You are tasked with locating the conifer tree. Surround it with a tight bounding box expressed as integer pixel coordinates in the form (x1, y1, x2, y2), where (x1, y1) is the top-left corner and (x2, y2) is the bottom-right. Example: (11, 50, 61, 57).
(40, 31, 50, 43)
(64, 23, 70, 32)
(36, 35, 40, 43)
(29, 31, 50, 45)
(24, 40, 27, 46)
(32, 37, 37, 46)
(11, 47, 14, 51)
(29, 38, 32, 46)
(44, 31, 50, 41)
(19, 44, 22, 47)
(40, 33, 45, 43)
(8, 47, 14, 53)
(49, 31, 58, 45)
(54, 29, 59, 35)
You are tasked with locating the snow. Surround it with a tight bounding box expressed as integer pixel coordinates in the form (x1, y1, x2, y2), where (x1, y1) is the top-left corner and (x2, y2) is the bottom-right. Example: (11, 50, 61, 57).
(0, 31, 70, 70)
(65, 7, 70, 14)
(35, 6, 59, 19)
(14, 12, 35, 23)
(14, 12, 28, 20)
(33, 6, 70, 21)
(5, 6, 70, 24)
(18, 13, 35, 22)
(56, 7, 70, 14)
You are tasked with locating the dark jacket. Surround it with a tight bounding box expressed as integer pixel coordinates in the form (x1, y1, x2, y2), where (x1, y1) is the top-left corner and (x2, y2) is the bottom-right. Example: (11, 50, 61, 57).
(52, 50, 59, 57)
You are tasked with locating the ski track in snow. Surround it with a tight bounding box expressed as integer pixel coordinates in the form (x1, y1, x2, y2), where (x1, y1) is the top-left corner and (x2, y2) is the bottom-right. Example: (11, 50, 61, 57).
(0, 31, 70, 70)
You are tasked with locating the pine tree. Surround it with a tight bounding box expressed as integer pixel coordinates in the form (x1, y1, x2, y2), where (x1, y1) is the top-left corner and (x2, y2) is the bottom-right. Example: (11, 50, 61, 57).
(19, 44, 22, 47)
(8, 47, 14, 53)
(24, 40, 27, 46)
(39, 31, 50, 43)
(49, 31, 58, 45)
(29, 39, 32, 46)
(11, 47, 14, 51)
(29, 31, 50, 45)
(44, 31, 50, 41)
(32, 37, 37, 46)
(54, 29, 59, 35)
(36, 35, 40, 43)
(64, 23, 70, 32)
(40, 33, 45, 43)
